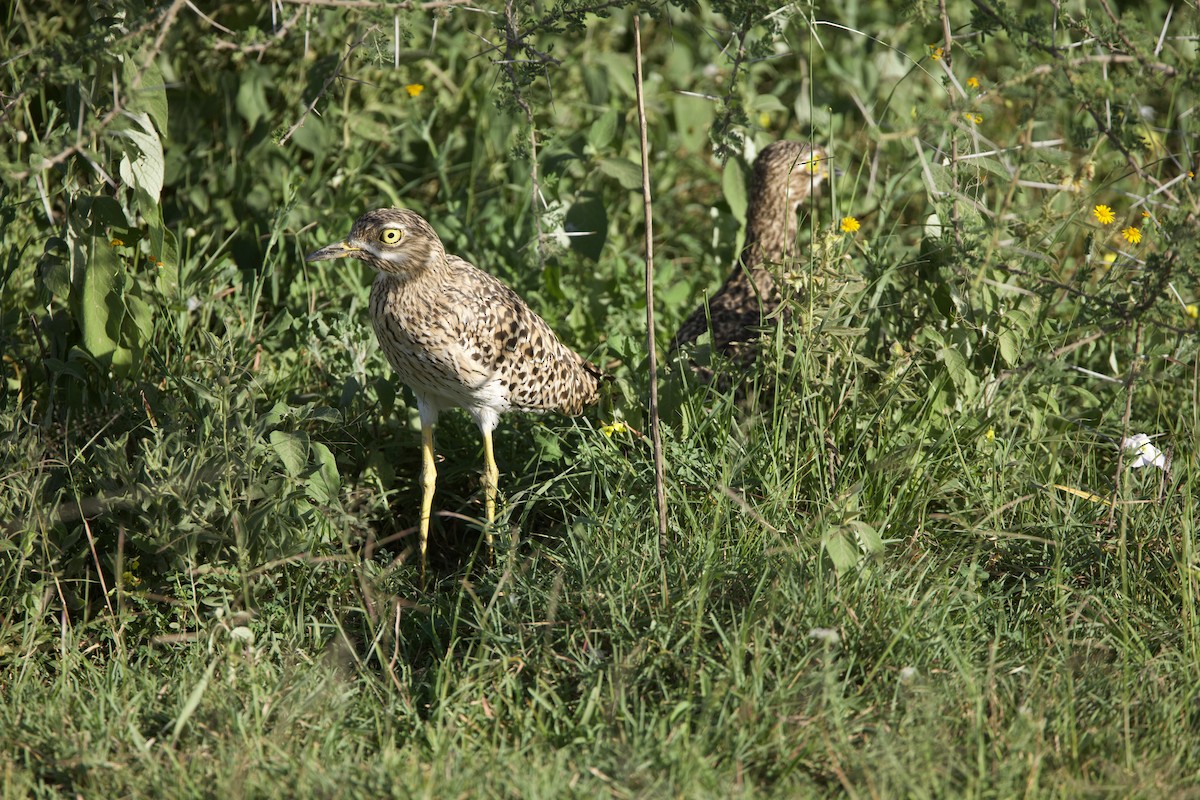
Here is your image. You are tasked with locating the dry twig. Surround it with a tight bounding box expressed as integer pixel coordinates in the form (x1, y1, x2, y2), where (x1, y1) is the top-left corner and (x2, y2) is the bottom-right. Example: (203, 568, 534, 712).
(632, 15, 669, 555)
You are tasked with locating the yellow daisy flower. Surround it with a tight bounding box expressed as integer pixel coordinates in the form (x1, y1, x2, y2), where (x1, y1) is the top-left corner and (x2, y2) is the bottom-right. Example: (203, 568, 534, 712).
(966, 76, 980, 89)
(840, 216, 861, 233)
(405, 84, 424, 98)
(1093, 205, 1116, 225)
(1120, 226, 1142, 244)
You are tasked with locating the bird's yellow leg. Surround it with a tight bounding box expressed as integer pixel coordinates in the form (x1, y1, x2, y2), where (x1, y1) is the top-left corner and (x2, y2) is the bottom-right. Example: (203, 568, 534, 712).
(418, 423, 436, 580)
(481, 428, 498, 554)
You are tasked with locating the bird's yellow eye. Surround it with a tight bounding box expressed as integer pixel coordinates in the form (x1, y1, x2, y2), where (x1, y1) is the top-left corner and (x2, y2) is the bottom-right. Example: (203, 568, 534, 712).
(379, 228, 403, 245)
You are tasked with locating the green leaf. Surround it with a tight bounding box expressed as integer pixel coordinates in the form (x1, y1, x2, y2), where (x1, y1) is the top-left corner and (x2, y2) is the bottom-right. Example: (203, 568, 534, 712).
(256, 402, 291, 433)
(723, 157, 747, 224)
(823, 530, 860, 575)
(77, 238, 130, 368)
(598, 157, 643, 190)
(587, 108, 619, 151)
(269, 430, 309, 477)
(849, 520, 884, 556)
(124, 57, 169, 135)
(749, 94, 787, 114)
(939, 344, 969, 391)
(672, 94, 714, 153)
(116, 112, 165, 203)
(997, 322, 1020, 366)
(306, 442, 341, 505)
(236, 64, 271, 127)
(124, 292, 154, 353)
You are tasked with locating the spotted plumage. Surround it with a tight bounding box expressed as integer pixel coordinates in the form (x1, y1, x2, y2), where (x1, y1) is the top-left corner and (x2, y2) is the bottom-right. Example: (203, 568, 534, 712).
(671, 141, 828, 361)
(305, 208, 603, 576)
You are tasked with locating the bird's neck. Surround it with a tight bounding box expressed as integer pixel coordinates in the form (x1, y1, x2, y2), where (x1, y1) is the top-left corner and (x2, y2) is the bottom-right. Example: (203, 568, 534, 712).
(741, 197, 798, 267)
(378, 247, 447, 283)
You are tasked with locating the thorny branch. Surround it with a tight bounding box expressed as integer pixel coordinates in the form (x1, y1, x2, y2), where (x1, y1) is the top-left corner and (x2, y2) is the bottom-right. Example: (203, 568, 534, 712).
(500, 0, 548, 269)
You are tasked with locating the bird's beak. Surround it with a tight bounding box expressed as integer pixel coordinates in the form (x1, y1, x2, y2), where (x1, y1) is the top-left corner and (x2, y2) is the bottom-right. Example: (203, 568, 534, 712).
(305, 241, 361, 262)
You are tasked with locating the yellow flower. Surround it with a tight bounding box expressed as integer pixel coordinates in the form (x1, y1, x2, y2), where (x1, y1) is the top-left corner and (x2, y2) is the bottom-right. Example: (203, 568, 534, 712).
(405, 84, 424, 97)
(840, 216, 861, 234)
(1186, 304, 1198, 319)
(600, 421, 627, 437)
(963, 112, 982, 124)
(929, 45, 943, 60)
(966, 76, 980, 89)
(1120, 226, 1142, 244)
(985, 427, 995, 442)
(1092, 205, 1116, 225)
(757, 112, 771, 127)
(110, 238, 124, 247)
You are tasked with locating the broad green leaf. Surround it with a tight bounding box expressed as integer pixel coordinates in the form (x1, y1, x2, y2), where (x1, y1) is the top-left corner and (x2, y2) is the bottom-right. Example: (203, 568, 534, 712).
(672, 94, 714, 153)
(236, 64, 271, 127)
(306, 442, 341, 505)
(116, 111, 165, 203)
(723, 157, 747, 224)
(850, 520, 884, 555)
(749, 94, 787, 114)
(587, 108, 619, 151)
(256, 402, 291, 432)
(939, 344, 969, 391)
(269, 430, 309, 477)
(124, 56, 169, 135)
(124, 292, 154, 351)
(823, 530, 860, 575)
(78, 238, 130, 367)
(598, 157, 643, 190)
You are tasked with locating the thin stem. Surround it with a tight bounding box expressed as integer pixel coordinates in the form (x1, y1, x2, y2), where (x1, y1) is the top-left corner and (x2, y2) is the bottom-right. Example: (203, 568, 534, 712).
(633, 15, 669, 557)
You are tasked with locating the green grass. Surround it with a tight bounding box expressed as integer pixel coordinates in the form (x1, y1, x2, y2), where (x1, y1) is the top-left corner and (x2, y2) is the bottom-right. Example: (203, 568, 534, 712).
(3, 0, 1200, 796)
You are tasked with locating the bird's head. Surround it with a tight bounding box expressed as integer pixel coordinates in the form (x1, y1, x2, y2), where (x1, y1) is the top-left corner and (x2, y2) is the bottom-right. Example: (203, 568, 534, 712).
(752, 141, 829, 213)
(305, 207, 445, 277)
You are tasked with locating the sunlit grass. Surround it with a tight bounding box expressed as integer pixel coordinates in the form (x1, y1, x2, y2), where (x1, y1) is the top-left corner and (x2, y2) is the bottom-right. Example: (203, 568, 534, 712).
(2, 0, 1199, 796)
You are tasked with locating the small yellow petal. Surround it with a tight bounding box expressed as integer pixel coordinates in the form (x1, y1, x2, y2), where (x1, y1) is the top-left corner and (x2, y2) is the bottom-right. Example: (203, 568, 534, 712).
(1186, 304, 1198, 319)
(1092, 204, 1116, 225)
(110, 238, 124, 247)
(600, 421, 627, 437)
(405, 83, 424, 97)
(1120, 226, 1142, 245)
(840, 216, 860, 233)
(966, 76, 980, 89)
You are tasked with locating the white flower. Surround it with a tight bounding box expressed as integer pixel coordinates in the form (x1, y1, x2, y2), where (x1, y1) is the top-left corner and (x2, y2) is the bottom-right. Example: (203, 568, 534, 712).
(808, 627, 840, 645)
(1121, 433, 1169, 471)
